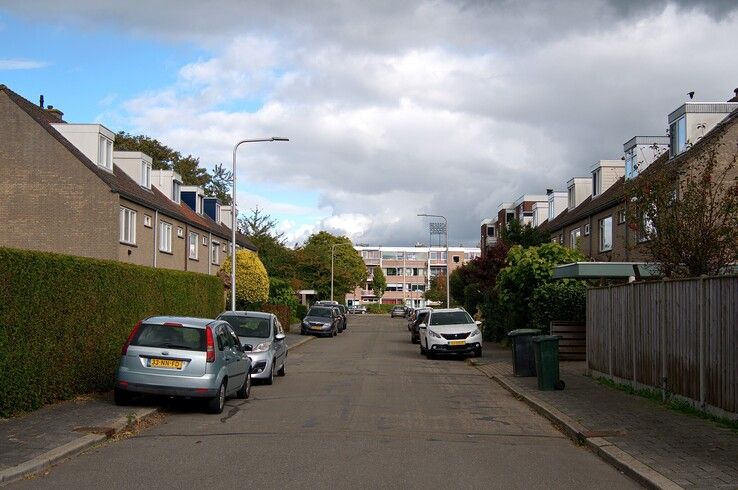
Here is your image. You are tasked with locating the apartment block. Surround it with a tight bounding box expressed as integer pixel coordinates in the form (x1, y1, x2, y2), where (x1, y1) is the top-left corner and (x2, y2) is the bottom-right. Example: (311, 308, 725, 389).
(348, 245, 481, 307)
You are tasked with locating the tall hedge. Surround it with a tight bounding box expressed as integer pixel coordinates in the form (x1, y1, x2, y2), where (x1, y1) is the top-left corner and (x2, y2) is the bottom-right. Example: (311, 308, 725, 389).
(0, 247, 225, 416)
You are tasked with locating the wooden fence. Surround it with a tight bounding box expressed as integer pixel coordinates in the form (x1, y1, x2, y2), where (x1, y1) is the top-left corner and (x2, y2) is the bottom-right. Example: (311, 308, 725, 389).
(586, 276, 738, 418)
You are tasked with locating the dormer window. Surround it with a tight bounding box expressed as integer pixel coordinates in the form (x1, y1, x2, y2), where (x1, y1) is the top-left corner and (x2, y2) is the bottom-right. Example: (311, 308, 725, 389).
(198, 195, 204, 214)
(98, 135, 113, 170)
(141, 160, 151, 189)
(568, 187, 575, 209)
(625, 153, 637, 179)
(592, 169, 600, 197)
(669, 116, 687, 157)
(172, 181, 181, 203)
(215, 203, 221, 223)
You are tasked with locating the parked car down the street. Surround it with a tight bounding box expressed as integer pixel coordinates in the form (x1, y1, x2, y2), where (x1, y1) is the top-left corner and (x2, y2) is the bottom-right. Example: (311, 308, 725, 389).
(114, 316, 252, 414)
(315, 300, 347, 332)
(348, 305, 367, 314)
(409, 308, 431, 344)
(300, 306, 341, 337)
(418, 308, 482, 358)
(217, 311, 287, 385)
(390, 305, 406, 318)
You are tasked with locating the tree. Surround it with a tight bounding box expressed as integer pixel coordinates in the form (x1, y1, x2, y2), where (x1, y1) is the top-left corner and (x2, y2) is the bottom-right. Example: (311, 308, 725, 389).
(424, 273, 448, 308)
(496, 243, 585, 332)
(294, 232, 366, 300)
(205, 163, 232, 205)
(529, 281, 587, 332)
(624, 135, 738, 277)
(173, 155, 211, 187)
(220, 249, 269, 308)
(501, 219, 550, 248)
(371, 266, 387, 302)
(239, 205, 285, 243)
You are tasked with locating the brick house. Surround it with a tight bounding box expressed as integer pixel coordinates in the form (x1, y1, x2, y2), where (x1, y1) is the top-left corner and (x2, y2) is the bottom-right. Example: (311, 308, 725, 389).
(0, 85, 255, 273)
(543, 96, 738, 261)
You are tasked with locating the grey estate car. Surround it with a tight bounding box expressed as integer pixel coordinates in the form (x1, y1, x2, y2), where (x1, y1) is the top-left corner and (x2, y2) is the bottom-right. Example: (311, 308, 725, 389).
(114, 316, 252, 414)
(217, 311, 287, 385)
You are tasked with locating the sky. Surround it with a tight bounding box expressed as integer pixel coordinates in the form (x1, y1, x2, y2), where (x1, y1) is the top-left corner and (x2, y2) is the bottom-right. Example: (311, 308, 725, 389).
(1, 0, 737, 246)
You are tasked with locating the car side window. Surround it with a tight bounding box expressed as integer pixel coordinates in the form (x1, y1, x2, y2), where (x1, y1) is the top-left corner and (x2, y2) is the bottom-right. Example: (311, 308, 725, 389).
(218, 327, 234, 350)
(226, 325, 241, 349)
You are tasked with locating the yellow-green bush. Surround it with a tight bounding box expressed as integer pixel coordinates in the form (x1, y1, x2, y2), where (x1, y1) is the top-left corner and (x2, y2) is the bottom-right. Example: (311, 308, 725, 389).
(220, 249, 269, 306)
(0, 247, 224, 416)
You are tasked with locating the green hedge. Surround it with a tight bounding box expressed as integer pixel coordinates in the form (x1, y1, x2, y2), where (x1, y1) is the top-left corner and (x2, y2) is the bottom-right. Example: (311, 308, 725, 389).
(366, 303, 395, 314)
(0, 247, 225, 416)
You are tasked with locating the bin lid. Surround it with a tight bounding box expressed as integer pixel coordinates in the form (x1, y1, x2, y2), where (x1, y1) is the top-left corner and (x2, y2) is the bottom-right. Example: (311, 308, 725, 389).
(508, 328, 542, 337)
(532, 335, 562, 343)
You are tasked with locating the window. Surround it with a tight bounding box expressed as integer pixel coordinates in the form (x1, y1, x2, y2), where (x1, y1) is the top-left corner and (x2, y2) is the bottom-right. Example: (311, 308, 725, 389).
(625, 153, 637, 179)
(202, 236, 208, 246)
(172, 181, 181, 203)
(452, 255, 460, 263)
(599, 216, 613, 252)
(592, 170, 600, 196)
(143, 214, 152, 228)
(119, 207, 136, 244)
(141, 161, 151, 188)
(640, 213, 656, 242)
(584, 223, 590, 236)
(506, 211, 515, 223)
(215, 204, 221, 223)
(177, 226, 184, 238)
(569, 228, 581, 249)
(98, 136, 113, 170)
(568, 188, 575, 209)
(618, 209, 626, 224)
(159, 222, 172, 253)
(189, 232, 199, 259)
(197, 195, 204, 214)
(669, 116, 687, 157)
(211, 241, 220, 265)
(486, 226, 495, 237)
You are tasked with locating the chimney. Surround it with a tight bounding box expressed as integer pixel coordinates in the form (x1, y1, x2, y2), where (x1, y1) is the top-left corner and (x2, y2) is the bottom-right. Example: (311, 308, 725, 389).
(546, 188, 553, 195)
(728, 87, 738, 103)
(45, 105, 64, 120)
(39, 95, 44, 108)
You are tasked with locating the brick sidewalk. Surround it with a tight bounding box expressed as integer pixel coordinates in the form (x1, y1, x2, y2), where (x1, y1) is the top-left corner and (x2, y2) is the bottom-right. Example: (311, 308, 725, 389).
(475, 345, 738, 489)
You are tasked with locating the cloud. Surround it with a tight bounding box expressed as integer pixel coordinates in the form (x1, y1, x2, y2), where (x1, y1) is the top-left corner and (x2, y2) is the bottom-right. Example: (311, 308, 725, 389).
(0, 58, 48, 70)
(6, 1, 738, 246)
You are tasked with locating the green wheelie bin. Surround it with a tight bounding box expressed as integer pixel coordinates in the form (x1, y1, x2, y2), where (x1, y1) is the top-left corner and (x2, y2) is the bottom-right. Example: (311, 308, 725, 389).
(532, 335, 565, 390)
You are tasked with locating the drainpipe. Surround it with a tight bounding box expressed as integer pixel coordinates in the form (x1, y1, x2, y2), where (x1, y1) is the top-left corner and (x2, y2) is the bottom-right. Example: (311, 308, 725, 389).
(153, 210, 158, 268)
(184, 224, 188, 271)
(208, 232, 212, 275)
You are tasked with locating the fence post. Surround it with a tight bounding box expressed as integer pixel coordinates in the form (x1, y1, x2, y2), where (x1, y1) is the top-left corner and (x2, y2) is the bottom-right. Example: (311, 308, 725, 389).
(699, 277, 706, 408)
(660, 280, 667, 401)
(631, 282, 637, 385)
(608, 285, 613, 377)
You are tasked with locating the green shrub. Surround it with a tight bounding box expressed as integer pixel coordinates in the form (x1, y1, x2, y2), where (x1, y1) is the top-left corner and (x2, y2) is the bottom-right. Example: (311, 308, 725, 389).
(366, 303, 395, 314)
(529, 280, 587, 332)
(295, 304, 308, 321)
(0, 247, 224, 416)
(268, 278, 300, 322)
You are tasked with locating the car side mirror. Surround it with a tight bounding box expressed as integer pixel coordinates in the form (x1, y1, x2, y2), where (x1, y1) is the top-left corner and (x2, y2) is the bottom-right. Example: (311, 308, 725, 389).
(418, 323, 427, 329)
(475, 320, 482, 326)
(275, 333, 286, 341)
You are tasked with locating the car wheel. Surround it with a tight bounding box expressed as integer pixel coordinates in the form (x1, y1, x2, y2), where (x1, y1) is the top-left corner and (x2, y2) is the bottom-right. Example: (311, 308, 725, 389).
(237, 371, 252, 399)
(265, 362, 274, 385)
(300, 329, 306, 336)
(332, 327, 337, 337)
(114, 387, 131, 406)
(207, 382, 226, 414)
(277, 361, 286, 377)
(474, 348, 482, 358)
(420, 341, 426, 355)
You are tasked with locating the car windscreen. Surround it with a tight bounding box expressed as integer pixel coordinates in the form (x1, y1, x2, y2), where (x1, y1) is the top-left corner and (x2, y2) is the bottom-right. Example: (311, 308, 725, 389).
(219, 316, 271, 338)
(429, 311, 474, 326)
(307, 307, 332, 318)
(131, 324, 205, 351)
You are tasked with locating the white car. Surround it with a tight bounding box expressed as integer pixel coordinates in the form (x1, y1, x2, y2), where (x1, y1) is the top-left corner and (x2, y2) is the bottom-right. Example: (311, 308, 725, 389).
(418, 308, 482, 358)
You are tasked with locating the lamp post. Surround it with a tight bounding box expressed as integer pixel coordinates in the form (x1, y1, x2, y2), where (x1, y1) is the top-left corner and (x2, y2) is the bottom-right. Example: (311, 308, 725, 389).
(417, 213, 449, 308)
(231, 137, 289, 311)
(331, 242, 354, 302)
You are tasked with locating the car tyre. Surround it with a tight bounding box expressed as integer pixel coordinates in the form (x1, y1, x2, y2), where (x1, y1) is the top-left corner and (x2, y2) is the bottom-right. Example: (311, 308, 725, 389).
(474, 348, 482, 358)
(114, 387, 131, 406)
(419, 341, 426, 355)
(265, 362, 274, 385)
(237, 371, 252, 399)
(207, 382, 226, 414)
(277, 360, 286, 376)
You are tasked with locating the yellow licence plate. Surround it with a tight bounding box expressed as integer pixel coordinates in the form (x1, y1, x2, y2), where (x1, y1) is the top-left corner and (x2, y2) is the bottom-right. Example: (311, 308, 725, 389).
(449, 340, 465, 346)
(311, 325, 324, 330)
(150, 358, 183, 369)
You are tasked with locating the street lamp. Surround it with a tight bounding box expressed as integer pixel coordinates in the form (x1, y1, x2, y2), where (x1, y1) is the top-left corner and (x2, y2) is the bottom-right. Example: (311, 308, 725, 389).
(417, 213, 449, 308)
(231, 137, 289, 311)
(331, 242, 354, 302)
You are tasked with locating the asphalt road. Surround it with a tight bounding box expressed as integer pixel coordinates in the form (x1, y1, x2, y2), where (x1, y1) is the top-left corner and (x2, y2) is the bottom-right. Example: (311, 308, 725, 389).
(14, 315, 638, 489)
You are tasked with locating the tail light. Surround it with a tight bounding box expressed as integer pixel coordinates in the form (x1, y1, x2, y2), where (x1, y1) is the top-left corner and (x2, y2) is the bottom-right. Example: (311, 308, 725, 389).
(205, 326, 215, 363)
(121, 320, 142, 356)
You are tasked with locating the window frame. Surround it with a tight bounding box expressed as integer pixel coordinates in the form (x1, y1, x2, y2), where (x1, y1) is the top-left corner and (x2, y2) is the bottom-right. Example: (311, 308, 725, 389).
(188, 231, 199, 260)
(119, 206, 136, 245)
(569, 228, 581, 249)
(599, 216, 613, 252)
(141, 161, 151, 189)
(159, 221, 173, 253)
(211, 240, 220, 265)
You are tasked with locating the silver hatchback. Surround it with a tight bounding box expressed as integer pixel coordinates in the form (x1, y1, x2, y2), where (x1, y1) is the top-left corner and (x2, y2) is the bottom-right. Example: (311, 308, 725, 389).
(217, 311, 288, 385)
(114, 316, 252, 414)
